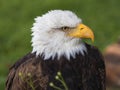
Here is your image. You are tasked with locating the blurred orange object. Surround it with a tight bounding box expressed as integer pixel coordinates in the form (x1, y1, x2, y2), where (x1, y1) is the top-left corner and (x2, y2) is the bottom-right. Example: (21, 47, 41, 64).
(104, 40, 120, 86)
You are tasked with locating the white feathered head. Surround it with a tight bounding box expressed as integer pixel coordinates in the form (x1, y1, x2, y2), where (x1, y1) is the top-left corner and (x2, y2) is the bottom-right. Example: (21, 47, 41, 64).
(31, 10, 94, 60)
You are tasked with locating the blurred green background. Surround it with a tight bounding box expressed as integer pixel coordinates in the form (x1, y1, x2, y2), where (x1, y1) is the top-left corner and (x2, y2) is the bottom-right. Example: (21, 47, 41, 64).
(0, 0, 120, 90)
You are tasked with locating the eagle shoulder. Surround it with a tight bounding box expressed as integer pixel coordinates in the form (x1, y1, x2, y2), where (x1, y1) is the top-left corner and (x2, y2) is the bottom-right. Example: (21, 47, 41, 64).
(85, 43, 106, 90)
(6, 53, 48, 90)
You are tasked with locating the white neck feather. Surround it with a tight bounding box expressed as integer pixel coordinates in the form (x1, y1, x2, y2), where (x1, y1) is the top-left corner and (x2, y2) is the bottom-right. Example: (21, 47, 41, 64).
(31, 30, 87, 60)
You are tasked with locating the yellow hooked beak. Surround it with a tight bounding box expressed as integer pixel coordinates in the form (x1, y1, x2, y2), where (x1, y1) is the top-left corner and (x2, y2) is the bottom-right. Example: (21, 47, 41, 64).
(68, 24, 94, 42)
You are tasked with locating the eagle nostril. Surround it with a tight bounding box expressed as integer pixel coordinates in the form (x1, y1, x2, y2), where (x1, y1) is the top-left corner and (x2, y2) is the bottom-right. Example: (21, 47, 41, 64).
(80, 28, 84, 30)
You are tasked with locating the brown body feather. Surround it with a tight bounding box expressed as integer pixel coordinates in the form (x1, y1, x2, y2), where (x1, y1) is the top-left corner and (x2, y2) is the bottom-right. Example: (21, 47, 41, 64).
(6, 44, 106, 90)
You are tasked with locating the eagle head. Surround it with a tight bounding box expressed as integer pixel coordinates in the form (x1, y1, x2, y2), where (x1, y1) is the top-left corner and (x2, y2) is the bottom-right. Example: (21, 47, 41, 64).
(31, 10, 94, 60)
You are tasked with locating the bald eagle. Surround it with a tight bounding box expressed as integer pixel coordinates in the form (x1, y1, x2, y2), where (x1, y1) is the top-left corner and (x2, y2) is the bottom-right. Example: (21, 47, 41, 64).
(6, 10, 105, 90)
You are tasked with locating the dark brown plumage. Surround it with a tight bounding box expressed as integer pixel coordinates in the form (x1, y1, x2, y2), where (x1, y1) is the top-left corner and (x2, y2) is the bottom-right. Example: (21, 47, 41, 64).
(6, 43, 106, 90)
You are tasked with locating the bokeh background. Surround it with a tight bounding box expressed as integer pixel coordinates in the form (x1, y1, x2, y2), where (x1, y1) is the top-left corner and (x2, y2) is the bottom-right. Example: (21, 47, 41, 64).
(0, 0, 120, 90)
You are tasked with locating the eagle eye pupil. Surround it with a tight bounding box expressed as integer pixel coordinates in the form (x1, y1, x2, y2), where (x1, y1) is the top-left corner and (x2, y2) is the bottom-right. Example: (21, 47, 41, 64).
(62, 27, 69, 30)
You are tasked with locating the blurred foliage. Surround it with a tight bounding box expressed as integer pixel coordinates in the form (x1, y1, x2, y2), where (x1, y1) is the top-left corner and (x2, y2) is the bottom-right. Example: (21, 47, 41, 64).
(0, 0, 120, 89)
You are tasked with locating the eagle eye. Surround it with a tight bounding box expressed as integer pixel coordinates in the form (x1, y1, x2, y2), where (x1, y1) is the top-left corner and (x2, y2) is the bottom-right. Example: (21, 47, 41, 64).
(61, 26, 70, 30)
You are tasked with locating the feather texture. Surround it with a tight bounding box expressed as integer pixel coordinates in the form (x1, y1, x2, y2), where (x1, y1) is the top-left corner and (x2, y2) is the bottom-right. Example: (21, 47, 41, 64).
(6, 43, 106, 90)
(31, 10, 86, 60)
